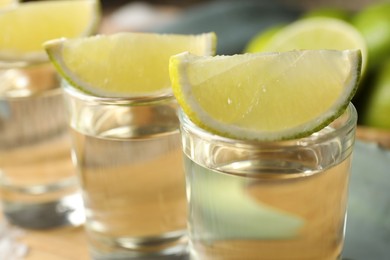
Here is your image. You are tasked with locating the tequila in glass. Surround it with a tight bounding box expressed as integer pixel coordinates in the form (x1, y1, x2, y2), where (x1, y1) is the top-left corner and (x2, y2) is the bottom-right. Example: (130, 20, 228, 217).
(63, 83, 187, 259)
(180, 104, 357, 260)
(0, 62, 84, 229)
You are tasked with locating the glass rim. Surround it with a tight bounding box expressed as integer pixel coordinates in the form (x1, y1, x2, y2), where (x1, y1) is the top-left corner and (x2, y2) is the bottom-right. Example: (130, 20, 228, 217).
(0, 59, 61, 99)
(62, 80, 176, 106)
(0, 56, 49, 69)
(179, 103, 357, 146)
(0, 86, 63, 100)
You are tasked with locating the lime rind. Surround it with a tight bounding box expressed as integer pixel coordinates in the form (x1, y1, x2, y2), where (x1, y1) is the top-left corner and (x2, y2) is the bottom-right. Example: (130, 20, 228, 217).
(170, 50, 361, 141)
(45, 32, 217, 98)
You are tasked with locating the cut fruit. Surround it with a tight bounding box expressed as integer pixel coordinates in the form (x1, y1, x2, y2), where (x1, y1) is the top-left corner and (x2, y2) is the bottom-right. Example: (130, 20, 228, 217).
(0, 0, 18, 9)
(0, 0, 100, 62)
(170, 50, 361, 141)
(250, 17, 367, 74)
(44, 32, 217, 97)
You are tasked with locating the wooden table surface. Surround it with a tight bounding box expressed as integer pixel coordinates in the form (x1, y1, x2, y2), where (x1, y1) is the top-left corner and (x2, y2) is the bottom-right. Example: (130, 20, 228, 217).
(20, 226, 89, 260)
(0, 217, 89, 260)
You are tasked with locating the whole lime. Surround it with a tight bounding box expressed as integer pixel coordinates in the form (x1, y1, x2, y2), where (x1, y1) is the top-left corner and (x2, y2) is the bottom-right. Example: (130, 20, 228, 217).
(247, 18, 367, 74)
(361, 59, 390, 129)
(352, 2, 390, 70)
(301, 7, 350, 21)
(244, 24, 284, 53)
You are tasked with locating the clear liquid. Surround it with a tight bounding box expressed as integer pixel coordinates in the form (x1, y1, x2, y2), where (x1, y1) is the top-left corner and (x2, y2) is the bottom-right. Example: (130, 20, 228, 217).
(71, 124, 187, 257)
(0, 82, 84, 229)
(184, 132, 351, 260)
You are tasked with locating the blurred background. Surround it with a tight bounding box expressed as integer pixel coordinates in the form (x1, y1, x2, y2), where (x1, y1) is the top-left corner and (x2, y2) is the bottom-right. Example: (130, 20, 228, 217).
(97, 0, 389, 134)
(24, 0, 390, 136)
(101, 0, 382, 11)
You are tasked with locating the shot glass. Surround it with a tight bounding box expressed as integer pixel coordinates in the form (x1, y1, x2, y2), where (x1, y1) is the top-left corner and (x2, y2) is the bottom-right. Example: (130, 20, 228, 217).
(0, 61, 84, 229)
(63, 82, 188, 259)
(179, 103, 357, 260)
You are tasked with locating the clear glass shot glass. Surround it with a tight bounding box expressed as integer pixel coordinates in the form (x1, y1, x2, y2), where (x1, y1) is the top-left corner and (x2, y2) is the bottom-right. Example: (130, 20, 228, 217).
(63, 82, 188, 259)
(179, 103, 357, 260)
(0, 60, 85, 229)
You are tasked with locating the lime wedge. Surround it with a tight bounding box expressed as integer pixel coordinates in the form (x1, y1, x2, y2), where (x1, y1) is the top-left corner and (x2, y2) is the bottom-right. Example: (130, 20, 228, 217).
(0, 0, 100, 62)
(44, 32, 216, 97)
(0, 0, 17, 9)
(170, 50, 361, 141)
(249, 17, 367, 74)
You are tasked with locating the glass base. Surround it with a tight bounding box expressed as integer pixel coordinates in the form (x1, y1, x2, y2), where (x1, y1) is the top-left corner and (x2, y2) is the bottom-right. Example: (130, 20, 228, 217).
(92, 250, 189, 260)
(90, 231, 189, 260)
(2, 193, 85, 229)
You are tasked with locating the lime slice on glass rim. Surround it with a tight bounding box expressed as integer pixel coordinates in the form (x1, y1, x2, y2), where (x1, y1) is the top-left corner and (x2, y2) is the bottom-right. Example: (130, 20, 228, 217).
(169, 50, 361, 141)
(44, 32, 216, 98)
(0, 0, 100, 63)
(0, 0, 18, 9)
(247, 17, 367, 74)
